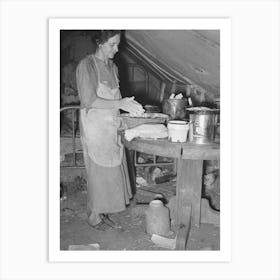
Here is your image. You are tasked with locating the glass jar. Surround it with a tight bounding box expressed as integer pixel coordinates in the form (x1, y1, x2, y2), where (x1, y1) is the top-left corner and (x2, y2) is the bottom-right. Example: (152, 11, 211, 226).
(145, 200, 170, 236)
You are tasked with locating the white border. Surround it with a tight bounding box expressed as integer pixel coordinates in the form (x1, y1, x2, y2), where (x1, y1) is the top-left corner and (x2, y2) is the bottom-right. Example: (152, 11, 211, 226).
(1, 0, 279, 278)
(49, 18, 231, 262)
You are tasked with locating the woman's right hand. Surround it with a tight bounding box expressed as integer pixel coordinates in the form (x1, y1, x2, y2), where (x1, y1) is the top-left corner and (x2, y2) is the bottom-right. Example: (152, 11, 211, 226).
(119, 97, 145, 115)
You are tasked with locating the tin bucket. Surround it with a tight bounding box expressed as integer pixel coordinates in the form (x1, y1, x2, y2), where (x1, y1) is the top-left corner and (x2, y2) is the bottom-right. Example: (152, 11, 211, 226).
(188, 111, 218, 144)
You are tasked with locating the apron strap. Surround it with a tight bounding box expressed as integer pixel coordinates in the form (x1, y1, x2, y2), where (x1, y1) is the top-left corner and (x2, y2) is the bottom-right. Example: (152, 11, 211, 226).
(92, 55, 101, 84)
(112, 65, 119, 87)
(92, 54, 119, 89)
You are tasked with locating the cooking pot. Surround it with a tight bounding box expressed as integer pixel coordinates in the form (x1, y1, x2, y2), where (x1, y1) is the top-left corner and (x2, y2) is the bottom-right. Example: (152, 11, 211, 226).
(162, 99, 188, 120)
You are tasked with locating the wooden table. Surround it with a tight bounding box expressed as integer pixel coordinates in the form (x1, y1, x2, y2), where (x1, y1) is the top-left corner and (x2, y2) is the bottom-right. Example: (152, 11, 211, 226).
(121, 135, 220, 250)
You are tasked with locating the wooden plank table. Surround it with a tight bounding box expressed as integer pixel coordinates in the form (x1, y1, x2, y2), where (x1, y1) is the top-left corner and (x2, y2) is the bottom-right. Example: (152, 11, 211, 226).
(121, 135, 220, 250)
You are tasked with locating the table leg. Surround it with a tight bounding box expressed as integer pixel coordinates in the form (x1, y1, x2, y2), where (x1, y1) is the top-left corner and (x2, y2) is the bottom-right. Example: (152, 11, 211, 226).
(125, 148, 136, 195)
(175, 205, 191, 250)
(176, 159, 203, 227)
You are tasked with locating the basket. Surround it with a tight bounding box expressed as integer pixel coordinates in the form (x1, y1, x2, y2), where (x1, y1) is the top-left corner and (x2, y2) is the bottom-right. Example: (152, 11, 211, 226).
(120, 113, 169, 129)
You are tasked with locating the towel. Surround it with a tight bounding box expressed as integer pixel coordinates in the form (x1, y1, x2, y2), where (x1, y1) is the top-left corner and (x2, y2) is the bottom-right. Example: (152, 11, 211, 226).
(124, 124, 168, 141)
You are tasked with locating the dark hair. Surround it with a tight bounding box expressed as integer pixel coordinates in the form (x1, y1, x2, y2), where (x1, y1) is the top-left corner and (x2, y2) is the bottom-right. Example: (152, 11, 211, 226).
(90, 30, 121, 52)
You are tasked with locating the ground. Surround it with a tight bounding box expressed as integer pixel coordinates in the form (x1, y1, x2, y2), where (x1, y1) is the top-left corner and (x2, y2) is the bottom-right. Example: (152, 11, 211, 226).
(60, 175, 220, 251)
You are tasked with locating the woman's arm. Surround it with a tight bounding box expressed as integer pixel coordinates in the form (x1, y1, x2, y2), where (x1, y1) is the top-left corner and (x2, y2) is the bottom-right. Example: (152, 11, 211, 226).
(76, 58, 98, 108)
(92, 96, 144, 115)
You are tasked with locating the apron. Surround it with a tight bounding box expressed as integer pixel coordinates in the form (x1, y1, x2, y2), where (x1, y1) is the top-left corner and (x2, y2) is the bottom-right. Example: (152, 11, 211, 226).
(80, 56, 123, 167)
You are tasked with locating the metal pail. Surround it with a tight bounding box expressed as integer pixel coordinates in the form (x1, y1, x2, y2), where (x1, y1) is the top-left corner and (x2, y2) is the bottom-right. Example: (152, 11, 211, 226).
(188, 111, 218, 144)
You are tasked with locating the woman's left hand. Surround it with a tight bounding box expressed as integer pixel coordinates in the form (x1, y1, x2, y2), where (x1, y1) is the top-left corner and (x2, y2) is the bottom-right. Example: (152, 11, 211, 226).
(119, 97, 145, 115)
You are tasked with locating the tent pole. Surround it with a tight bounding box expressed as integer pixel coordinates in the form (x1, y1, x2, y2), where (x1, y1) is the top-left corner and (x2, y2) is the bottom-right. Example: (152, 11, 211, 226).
(159, 81, 166, 103)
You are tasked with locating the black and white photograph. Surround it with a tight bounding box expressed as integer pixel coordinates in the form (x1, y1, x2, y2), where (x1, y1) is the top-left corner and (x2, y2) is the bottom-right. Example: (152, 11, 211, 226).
(50, 18, 231, 260)
(1, 0, 279, 279)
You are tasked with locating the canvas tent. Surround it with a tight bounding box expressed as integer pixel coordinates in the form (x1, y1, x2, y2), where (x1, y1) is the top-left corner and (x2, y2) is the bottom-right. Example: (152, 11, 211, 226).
(125, 30, 219, 98)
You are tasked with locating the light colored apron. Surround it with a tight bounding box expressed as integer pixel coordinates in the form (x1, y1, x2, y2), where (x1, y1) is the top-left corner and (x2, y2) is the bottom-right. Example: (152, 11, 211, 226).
(80, 56, 123, 167)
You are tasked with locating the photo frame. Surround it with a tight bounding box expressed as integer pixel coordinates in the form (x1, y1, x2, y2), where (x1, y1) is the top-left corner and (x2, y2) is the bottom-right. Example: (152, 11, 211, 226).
(49, 17, 231, 262)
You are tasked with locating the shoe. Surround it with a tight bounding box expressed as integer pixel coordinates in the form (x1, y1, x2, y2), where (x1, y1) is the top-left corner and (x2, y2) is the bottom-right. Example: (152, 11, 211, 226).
(87, 219, 113, 231)
(101, 214, 122, 229)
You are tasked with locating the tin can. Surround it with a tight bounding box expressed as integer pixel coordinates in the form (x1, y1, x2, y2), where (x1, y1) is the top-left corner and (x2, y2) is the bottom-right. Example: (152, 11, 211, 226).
(189, 111, 218, 144)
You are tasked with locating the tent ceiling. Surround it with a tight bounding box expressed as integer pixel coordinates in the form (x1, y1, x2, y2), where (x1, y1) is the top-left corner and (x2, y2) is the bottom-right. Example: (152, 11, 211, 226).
(125, 30, 220, 97)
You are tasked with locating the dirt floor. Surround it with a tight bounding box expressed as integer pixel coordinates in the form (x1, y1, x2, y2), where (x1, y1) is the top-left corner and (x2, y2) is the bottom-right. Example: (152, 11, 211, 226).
(60, 175, 220, 251)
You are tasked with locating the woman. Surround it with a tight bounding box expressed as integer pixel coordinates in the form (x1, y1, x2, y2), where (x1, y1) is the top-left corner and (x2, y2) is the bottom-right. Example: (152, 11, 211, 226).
(76, 30, 144, 230)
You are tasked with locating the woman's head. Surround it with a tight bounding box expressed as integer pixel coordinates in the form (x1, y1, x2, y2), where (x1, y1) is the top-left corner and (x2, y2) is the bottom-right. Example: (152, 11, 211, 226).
(91, 30, 121, 59)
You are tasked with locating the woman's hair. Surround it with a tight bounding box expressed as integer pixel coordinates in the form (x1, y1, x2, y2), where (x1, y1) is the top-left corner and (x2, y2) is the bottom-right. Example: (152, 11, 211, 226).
(91, 30, 122, 52)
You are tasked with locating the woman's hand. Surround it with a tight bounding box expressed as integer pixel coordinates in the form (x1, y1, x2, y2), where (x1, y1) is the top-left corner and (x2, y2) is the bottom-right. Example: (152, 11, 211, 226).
(119, 97, 145, 115)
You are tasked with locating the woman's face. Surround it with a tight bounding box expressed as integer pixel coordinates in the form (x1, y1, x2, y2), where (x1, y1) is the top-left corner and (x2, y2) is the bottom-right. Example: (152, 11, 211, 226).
(100, 34, 120, 60)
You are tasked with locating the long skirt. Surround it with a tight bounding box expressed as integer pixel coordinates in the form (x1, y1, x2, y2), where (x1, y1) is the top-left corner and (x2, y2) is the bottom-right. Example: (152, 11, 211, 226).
(82, 137, 132, 225)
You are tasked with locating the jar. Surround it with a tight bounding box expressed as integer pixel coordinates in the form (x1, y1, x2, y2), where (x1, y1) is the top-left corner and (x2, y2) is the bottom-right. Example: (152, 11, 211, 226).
(145, 200, 170, 236)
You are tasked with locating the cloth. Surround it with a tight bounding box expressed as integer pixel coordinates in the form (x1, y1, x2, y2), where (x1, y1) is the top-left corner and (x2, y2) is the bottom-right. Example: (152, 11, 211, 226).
(76, 54, 132, 225)
(124, 124, 168, 141)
